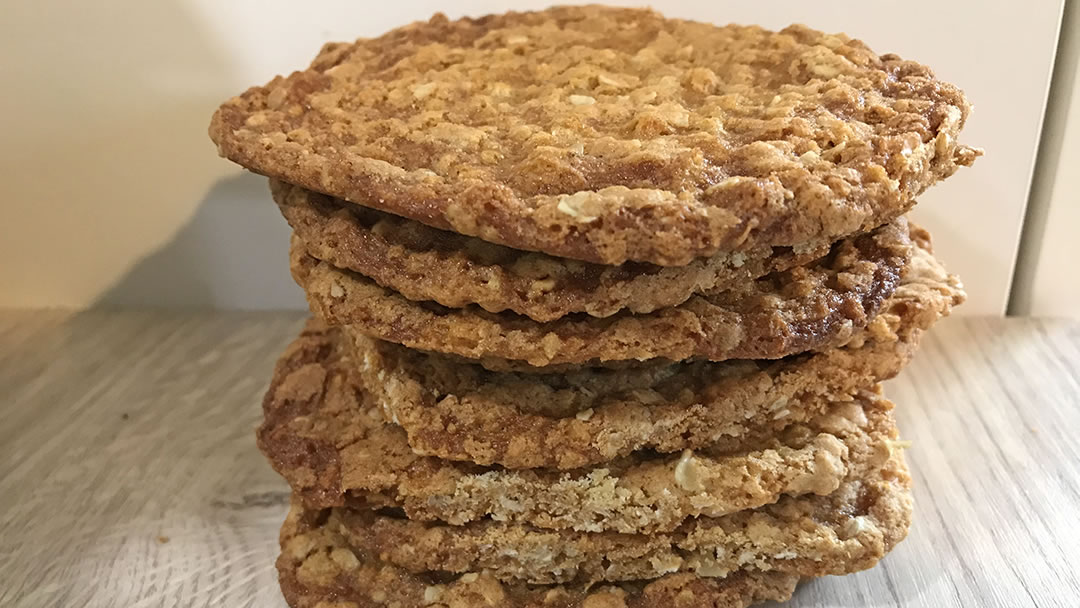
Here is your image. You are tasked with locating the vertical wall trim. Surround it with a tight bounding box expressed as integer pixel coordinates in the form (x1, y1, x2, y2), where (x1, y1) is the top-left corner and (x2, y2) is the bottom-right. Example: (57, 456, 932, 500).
(1009, 0, 1077, 315)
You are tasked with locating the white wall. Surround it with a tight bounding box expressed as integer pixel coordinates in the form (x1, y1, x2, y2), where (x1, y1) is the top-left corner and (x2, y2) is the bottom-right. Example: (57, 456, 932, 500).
(0, 0, 1064, 313)
(1012, 1, 1080, 318)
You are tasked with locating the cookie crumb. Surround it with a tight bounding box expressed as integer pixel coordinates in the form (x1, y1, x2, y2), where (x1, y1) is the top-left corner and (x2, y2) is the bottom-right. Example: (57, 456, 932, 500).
(423, 585, 444, 603)
(675, 449, 706, 492)
(840, 515, 876, 540)
(886, 439, 912, 452)
(412, 82, 436, 99)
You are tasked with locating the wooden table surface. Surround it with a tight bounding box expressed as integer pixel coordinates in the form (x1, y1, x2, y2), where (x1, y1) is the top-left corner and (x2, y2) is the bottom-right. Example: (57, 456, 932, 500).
(1, 312, 1078, 608)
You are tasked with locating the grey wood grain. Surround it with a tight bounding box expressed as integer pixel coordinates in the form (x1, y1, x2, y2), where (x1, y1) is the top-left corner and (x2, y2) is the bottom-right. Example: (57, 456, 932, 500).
(0, 313, 1077, 607)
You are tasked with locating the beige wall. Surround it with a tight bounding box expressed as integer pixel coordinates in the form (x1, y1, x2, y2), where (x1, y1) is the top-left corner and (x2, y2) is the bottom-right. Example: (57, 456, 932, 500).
(0, 0, 1066, 313)
(0, 1, 301, 309)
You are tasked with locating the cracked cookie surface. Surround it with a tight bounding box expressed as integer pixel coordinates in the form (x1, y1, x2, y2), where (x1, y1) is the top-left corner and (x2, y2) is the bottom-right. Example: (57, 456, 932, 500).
(273, 179, 829, 321)
(325, 452, 910, 585)
(212, 6, 978, 266)
(278, 499, 801, 608)
(351, 238, 961, 469)
(258, 315, 904, 535)
(295, 218, 912, 365)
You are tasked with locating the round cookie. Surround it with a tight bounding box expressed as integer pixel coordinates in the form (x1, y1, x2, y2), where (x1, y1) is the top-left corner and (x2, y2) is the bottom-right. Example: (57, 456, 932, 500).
(295, 218, 912, 365)
(278, 501, 801, 608)
(352, 238, 962, 469)
(211, 6, 979, 266)
(325, 452, 911, 585)
(258, 318, 901, 534)
(272, 179, 830, 321)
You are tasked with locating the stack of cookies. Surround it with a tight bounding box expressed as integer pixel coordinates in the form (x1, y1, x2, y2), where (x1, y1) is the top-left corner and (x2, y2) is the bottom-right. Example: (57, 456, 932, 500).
(210, 7, 979, 607)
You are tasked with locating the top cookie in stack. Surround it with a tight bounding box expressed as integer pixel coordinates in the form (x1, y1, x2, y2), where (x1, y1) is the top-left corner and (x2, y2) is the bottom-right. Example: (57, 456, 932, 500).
(210, 6, 976, 607)
(211, 6, 977, 267)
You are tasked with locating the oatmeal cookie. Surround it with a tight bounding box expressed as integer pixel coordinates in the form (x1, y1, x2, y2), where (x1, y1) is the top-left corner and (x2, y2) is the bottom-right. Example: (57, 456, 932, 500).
(212, 6, 978, 265)
(278, 499, 801, 608)
(273, 179, 828, 321)
(305, 452, 911, 585)
(258, 319, 903, 535)
(295, 219, 912, 365)
(351, 239, 961, 469)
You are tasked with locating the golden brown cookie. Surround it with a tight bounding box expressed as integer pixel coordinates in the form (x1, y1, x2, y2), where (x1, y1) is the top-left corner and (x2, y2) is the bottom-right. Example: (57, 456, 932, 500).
(277, 500, 801, 608)
(352, 238, 962, 469)
(295, 218, 912, 365)
(272, 179, 830, 321)
(211, 6, 979, 266)
(303, 452, 911, 585)
(257, 316, 903, 534)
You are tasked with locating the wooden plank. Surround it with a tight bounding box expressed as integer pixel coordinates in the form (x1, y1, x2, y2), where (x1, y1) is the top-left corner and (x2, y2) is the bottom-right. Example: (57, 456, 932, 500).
(767, 317, 1080, 608)
(0, 312, 305, 608)
(1, 313, 1077, 607)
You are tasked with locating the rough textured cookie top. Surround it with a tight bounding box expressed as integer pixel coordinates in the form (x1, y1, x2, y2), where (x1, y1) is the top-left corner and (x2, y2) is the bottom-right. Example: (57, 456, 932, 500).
(210, 5, 979, 265)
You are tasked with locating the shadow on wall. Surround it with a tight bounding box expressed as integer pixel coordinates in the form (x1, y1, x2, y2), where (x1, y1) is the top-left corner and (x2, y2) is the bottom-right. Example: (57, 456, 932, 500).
(0, 0, 304, 309)
(92, 173, 305, 310)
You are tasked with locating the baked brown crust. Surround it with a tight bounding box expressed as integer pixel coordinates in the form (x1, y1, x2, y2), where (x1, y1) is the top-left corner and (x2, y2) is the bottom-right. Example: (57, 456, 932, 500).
(294, 218, 912, 365)
(211, 6, 978, 266)
(273, 179, 829, 321)
(257, 316, 904, 534)
(277, 500, 801, 608)
(352, 239, 962, 469)
(291, 452, 911, 586)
